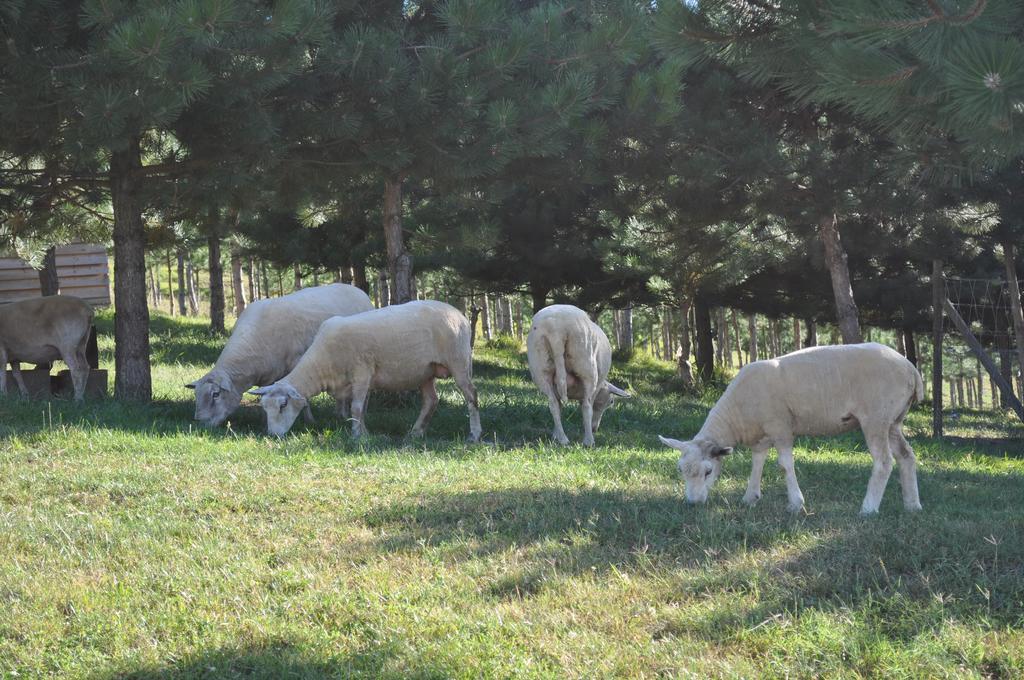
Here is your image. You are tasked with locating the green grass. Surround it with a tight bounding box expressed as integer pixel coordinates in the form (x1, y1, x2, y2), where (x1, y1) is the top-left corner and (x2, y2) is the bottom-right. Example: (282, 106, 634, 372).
(1, 311, 1023, 679)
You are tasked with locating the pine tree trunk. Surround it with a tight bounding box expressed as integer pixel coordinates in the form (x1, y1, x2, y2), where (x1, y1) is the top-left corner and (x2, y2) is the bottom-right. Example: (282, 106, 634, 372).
(313, 271, 320, 287)
(976, 359, 984, 410)
(504, 297, 514, 334)
(731, 310, 743, 367)
(819, 214, 863, 344)
(481, 294, 492, 340)
(469, 301, 481, 348)
(613, 309, 622, 348)
(38, 246, 59, 296)
(530, 286, 548, 313)
(261, 261, 272, 299)
(1002, 239, 1024, 389)
(352, 263, 368, 293)
(176, 249, 187, 316)
(792, 318, 801, 352)
(382, 176, 413, 304)
(208, 235, 225, 335)
(804, 318, 817, 347)
(678, 298, 692, 364)
(186, 259, 199, 315)
(293, 263, 302, 291)
(622, 305, 634, 351)
(162, 250, 171, 315)
(231, 246, 246, 317)
(149, 265, 158, 308)
(662, 309, 671, 361)
(247, 258, 256, 302)
(515, 298, 524, 339)
(715, 308, 725, 366)
(378, 270, 390, 307)
(747, 314, 758, 362)
(903, 329, 917, 366)
(110, 137, 152, 401)
(695, 296, 714, 382)
(341, 265, 353, 285)
(722, 308, 732, 367)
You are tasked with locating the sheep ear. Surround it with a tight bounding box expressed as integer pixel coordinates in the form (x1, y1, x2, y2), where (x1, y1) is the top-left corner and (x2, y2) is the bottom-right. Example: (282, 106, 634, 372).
(658, 435, 686, 450)
(711, 446, 733, 458)
(606, 382, 631, 398)
(184, 382, 197, 390)
(248, 386, 270, 397)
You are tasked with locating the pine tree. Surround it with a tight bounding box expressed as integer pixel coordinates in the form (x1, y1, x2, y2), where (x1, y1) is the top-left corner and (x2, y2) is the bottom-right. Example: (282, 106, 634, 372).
(0, 0, 332, 399)
(274, 0, 658, 304)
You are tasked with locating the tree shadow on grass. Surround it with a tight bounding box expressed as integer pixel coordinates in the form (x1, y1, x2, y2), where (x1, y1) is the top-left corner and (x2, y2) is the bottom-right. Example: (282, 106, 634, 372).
(359, 457, 1024, 627)
(0, 367, 699, 454)
(99, 640, 452, 680)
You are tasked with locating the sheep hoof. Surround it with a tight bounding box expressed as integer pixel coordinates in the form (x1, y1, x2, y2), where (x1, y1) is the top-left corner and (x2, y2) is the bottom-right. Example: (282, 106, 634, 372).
(408, 429, 425, 439)
(553, 433, 570, 446)
(582, 438, 595, 448)
(859, 507, 879, 517)
(466, 434, 482, 444)
(742, 493, 760, 506)
(787, 500, 804, 513)
(905, 502, 923, 512)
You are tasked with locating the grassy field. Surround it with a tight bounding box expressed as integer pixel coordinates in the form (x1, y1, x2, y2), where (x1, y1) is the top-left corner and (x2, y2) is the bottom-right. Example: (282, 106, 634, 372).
(2, 311, 1023, 679)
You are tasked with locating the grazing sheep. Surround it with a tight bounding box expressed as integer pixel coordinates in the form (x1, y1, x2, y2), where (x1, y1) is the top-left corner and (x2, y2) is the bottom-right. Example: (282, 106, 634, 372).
(250, 300, 482, 441)
(527, 304, 631, 447)
(0, 295, 94, 401)
(187, 283, 373, 426)
(658, 343, 924, 515)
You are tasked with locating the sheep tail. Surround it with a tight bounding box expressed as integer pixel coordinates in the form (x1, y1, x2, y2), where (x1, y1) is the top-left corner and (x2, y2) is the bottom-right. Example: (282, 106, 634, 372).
(912, 365, 924, 404)
(547, 334, 569, 403)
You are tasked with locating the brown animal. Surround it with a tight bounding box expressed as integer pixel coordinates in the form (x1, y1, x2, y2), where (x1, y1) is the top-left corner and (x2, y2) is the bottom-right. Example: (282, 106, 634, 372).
(0, 296, 94, 400)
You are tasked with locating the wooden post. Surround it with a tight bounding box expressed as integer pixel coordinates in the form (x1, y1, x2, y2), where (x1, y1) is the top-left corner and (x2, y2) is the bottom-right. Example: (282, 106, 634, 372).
(1003, 240, 1024, 391)
(932, 260, 944, 438)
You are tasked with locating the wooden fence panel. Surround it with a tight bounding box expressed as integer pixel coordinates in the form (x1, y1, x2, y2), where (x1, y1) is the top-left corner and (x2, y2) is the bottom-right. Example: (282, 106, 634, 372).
(0, 244, 110, 307)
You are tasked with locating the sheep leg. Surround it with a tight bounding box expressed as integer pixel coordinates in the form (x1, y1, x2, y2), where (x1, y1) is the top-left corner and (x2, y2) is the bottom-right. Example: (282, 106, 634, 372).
(74, 347, 90, 400)
(10, 361, 30, 398)
(453, 372, 482, 443)
(890, 426, 922, 511)
(776, 441, 804, 512)
(62, 345, 88, 401)
(580, 390, 596, 448)
(409, 379, 439, 438)
(545, 390, 570, 445)
(334, 396, 351, 420)
(861, 428, 895, 515)
(743, 441, 770, 506)
(302, 404, 315, 424)
(350, 380, 371, 438)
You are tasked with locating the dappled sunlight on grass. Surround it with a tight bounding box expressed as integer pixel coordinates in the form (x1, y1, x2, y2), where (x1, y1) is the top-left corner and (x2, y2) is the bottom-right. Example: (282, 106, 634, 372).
(1, 312, 1023, 677)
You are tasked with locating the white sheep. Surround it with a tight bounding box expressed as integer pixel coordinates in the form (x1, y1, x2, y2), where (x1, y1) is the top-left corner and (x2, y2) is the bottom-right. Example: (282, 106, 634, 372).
(250, 300, 482, 441)
(187, 283, 373, 426)
(0, 295, 94, 400)
(658, 342, 923, 515)
(527, 304, 630, 447)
